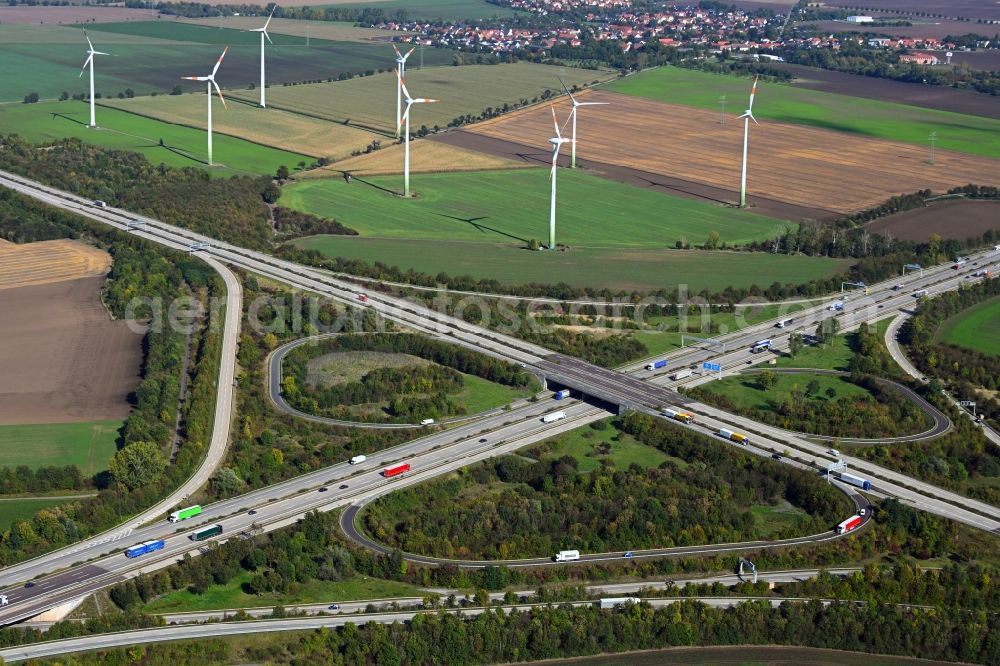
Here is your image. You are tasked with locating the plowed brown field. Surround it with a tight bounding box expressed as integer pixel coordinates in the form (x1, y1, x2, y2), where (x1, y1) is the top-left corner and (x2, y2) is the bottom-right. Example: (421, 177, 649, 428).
(0, 239, 112, 290)
(466, 90, 1000, 215)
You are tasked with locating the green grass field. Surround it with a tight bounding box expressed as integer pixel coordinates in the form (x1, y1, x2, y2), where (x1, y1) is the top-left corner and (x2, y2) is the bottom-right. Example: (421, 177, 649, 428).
(697, 373, 870, 412)
(0, 497, 72, 532)
(229, 63, 612, 134)
(284, 169, 790, 247)
(143, 571, 420, 613)
(749, 503, 811, 539)
(934, 295, 1000, 356)
(774, 318, 892, 371)
(537, 419, 672, 473)
(0, 100, 308, 176)
(0, 421, 120, 476)
(0, 22, 454, 102)
(606, 66, 1000, 160)
(455, 374, 536, 414)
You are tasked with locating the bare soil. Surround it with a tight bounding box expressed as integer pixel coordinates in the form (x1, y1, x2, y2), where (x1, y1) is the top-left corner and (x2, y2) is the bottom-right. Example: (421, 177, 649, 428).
(0, 276, 143, 425)
(0, 239, 111, 290)
(0, 6, 171, 25)
(772, 63, 1000, 119)
(459, 90, 1000, 215)
(823, 0, 1000, 22)
(865, 199, 1000, 241)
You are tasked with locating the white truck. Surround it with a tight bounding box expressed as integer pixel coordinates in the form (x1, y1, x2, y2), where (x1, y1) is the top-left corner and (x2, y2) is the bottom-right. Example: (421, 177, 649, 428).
(670, 369, 692, 381)
(349, 455, 367, 465)
(541, 411, 567, 424)
(598, 597, 641, 609)
(554, 549, 580, 562)
(420, 418, 435, 426)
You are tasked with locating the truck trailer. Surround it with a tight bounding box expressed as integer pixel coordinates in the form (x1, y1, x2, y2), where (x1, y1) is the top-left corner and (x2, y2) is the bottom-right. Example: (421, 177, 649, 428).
(349, 455, 367, 465)
(554, 550, 580, 562)
(189, 525, 223, 542)
(383, 463, 411, 478)
(541, 411, 567, 424)
(663, 408, 695, 424)
(751, 339, 772, 353)
(125, 539, 166, 558)
(168, 505, 202, 523)
(599, 597, 641, 609)
(717, 428, 750, 445)
(645, 359, 667, 371)
(670, 369, 692, 381)
(839, 473, 872, 491)
(836, 515, 863, 534)
(554, 389, 571, 400)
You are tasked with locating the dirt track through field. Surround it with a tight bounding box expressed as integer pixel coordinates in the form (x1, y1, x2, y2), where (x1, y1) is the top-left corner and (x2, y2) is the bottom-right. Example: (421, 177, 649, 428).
(0, 239, 112, 290)
(464, 90, 1000, 215)
(0, 276, 142, 425)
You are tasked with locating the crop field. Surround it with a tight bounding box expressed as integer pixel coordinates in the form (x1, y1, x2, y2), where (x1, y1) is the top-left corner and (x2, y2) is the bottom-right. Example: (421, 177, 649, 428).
(239, 0, 522, 21)
(0, 101, 307, 177)
(0, 498, 74, 532)
(178, 17, 401, 43)
(466, 90, 1000, 214)
(301, 139, 528, 178)
(101, 95, 380, 160)
(538, 645, 957, 666)
(934, 295, 1000, 356)
(0, 21, 452, 103)
(0, 239, 111, 290)
(822, 0, 1000, 21)
(0, 275, 143, 425)
(866, 200, 1000, 242)
(228, 63, 612, 134)
(283, 169, 790, 247)
(0, 5, 161, 24)
(0, 421, 120, 475)
(292, 236, 851, 292)
(606, 67, 1000, 160)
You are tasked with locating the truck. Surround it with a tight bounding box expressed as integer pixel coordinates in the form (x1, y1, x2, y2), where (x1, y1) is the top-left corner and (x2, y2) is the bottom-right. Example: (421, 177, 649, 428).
(751, 339, 772, 353)
(383, 463, 410, 478)
(839, 473, 872, 491)
(599, 597, 641, 609)
(836, 515, 863, 534)
(717, 428, 750, 445)
(541, 411, 567, 424)
(168, 505, 202, 523)
(125, 539, 166, 558)
(554, 549, 580, 562)
(828, 301, 844, 312)
(189, 525, 223, 542)
(554, 389, 571, 400)
(913, 289, 928, 298)
(92, 200, 107, 208)
(670, 369, 692, 381)
(420, 418, 435, 426)
(776, 318, 793, 328)
(349, 455, 367, 465)
(645, 359, 667, 371)
(662, 408, 695, 424)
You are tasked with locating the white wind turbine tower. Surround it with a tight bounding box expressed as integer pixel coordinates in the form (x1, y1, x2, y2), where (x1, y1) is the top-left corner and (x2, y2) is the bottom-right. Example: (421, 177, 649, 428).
(181, 47, 229, 166)
(392, 45, 415, 133)
(547, 106, 570, 250)
(80, 31, 109, 128)
(737, 75, 760, 208)
(397, 72, 437, 197)
(249, 5, 275, 108)
(559, 76, 607, 169)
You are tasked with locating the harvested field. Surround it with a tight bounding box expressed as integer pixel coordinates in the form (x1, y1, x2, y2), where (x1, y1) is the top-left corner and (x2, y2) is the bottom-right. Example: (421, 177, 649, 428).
(0, 6, 168, 25)
(300, 139, 529, 178)
(101, 95, 380, 160)
(465, 90, 1000, 215)
(804, 18, 986, 40)
(178, 17, 401, 42)
(771, 63, 1000, 119)
(823, 0, 1000, 21)
(866, 199, 1000, 241)
(0, 276, 143, 425)
(0, 239, 111, 290)
(227, 63, 613, 135)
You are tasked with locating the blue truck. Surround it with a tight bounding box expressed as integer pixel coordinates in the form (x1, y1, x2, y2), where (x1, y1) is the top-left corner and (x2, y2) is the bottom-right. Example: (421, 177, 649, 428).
(554, 389, 570, 400)
(125, 539, 166, 558)
(645, 359, 667, 371)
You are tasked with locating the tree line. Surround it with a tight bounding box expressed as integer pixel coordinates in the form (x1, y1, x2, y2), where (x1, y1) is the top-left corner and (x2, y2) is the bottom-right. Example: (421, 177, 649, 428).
(362, 414, 849, 559)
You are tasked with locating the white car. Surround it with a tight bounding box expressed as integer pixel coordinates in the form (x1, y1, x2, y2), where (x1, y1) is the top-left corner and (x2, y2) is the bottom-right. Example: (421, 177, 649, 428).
(827, 449, 841, 458)
(0, 594, 8, 607)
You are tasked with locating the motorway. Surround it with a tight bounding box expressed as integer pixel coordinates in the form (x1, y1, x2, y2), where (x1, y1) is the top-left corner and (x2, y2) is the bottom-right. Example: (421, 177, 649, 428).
(1, 168, 999, 623)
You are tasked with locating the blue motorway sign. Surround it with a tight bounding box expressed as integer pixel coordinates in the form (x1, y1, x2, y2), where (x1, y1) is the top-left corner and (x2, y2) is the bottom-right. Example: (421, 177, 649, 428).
(703, 362, 721, 372)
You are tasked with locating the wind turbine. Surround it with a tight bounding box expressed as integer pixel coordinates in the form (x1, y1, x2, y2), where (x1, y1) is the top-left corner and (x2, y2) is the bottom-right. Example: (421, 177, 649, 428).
(397, 73, 437, 198)
(181, 47, 228, 166)
(392, 45, 415, 134)
(547, 106, 570, 250)
(559, 76, 607, 168)
(249, 5, 275, 108)
(79, 31, 109, 128)
(737, 75, 760, 208)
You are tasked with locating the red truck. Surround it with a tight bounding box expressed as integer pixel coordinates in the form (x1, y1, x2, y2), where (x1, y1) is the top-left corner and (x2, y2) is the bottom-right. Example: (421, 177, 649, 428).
(836, 515, 862, 534)
(383, 463, 410, 478)
(358, 294, 369, 303)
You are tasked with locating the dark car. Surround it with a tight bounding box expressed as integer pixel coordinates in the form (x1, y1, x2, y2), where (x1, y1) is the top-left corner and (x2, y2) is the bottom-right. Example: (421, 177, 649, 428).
(24, 582, 35, 588)
(328, 604, 341, 611)
(248, 510, 257, 516)
(479, 438, 488, 443)
(339, 484, 349, 489)
(771, 453, 782, 460)
(318, 487, 328, 493)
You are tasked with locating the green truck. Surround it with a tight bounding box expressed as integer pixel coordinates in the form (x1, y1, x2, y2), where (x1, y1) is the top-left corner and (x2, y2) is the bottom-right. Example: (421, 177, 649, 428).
(168, 505, 202, 523)
(189, 524, 223, 541)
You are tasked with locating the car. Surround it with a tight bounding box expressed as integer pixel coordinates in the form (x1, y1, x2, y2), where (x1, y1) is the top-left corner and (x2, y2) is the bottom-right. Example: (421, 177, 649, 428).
(878, 304, 884, 308)
(248, 510, 257, 516)
(827, 449, 841, 457)
(771, 453, 782, 460)
(624, 551, 633, 559)
(664, 579, 675, 586)
(328, 604, 340, 611)
(24, 582, 34, 588)
(860, 509, 867, 516)
(318, 487, 328, 493)
(479, 438, 488, 443)
(339, 484, 348, 489)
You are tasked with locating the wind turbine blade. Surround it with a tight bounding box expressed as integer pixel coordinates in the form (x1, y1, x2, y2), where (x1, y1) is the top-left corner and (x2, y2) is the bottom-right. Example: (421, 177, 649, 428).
(211, 46, 228, 77)
(747, 75, 759, 113)
(263, 5, 275, 30)
(558, 75, 577, 105)
(550, 106, 561, 140)
(213, 79, 227, 108)
(397, 72, 413, 102)
(92, 50, 110, 56)
(392, 44, 402, 59)
(414, 98, 438, 104)
(560, 108, 574, 135)
(403, 46, 415, 61)
(80, 54, 92, 76)
(264, 31, 273, 44)
(85, 31, 94, 52)
(181, 76, 208, 81)
(398, 104, 412, 130)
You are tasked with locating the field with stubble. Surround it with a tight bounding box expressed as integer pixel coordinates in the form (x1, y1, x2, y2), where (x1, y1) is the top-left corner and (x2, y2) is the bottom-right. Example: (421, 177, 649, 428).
(0, 239, 111, 290)
(465, 90, 1000, 215)
(299, 139, 528, 178)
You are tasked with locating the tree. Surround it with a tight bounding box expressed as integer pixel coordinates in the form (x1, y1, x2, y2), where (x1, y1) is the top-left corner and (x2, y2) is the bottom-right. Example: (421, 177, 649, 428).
(170, 84, 183, 95)
(789, 333, 803, 357)
(108, 441, 167, 490)
(22, 92, 39, 104)
(805, 379, 821, 397)
(276, 165, 290, 180)
(757, 370, 778, 391)
(704, 230, 721, 250)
